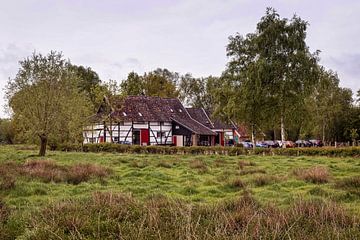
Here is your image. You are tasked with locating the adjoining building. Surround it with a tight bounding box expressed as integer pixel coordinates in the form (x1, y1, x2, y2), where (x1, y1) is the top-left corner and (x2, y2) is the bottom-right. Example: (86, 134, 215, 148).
(83, 95, 237, 146)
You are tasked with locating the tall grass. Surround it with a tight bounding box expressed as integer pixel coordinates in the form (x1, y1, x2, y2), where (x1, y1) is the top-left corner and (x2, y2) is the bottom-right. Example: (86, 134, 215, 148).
(293, 166, 330, 184)
(0, 160, 112, 185)
(18, 192, 359, 240)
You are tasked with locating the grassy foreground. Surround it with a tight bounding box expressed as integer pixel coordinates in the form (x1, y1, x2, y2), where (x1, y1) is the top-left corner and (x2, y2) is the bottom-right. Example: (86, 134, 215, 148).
(0, 145, 360, 239)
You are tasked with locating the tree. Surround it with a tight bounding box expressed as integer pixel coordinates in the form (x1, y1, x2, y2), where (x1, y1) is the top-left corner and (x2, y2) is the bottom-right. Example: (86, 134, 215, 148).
(120, 68, 179, 98)
(215, 32, 269, 148)
(0, 119, 15, 144)
(178, 74, 219, 109)
(7, 51, 91, 156)
(120, 72, 144, 96)
(222, 8, 319, 147)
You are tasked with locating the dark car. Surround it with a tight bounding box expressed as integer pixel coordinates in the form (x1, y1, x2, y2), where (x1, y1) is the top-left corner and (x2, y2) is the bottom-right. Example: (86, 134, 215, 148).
(241, 141, 254, 149)
(309, 139, 323, 147)
(264, 140, 280, 148)
(256, 141, 269, 148)
(295, 140, 312, 147)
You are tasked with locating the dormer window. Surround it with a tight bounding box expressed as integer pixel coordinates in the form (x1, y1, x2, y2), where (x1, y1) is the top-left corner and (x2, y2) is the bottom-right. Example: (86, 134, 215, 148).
(179, 109, 182, 113)
(170, 108, 174, 112)
(122, 112, 127, 116)
(138, 112, 142, 116)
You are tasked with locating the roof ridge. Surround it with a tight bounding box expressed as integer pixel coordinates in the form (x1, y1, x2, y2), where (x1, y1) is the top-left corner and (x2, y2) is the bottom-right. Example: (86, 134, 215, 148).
(183, 106, 216, 135)
(201, 108, 215, 128)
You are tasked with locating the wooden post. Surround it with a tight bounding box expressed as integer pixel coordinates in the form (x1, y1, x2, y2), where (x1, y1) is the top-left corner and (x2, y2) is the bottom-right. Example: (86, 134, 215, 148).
(91, 123, 94, 143)
(192, 134, 198, 146)
(103, 121, 106, 143)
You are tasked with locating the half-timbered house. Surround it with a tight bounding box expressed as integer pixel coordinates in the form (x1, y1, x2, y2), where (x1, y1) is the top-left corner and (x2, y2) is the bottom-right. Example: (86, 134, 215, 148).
(186, 108, 237, 146)
(83, 96, 224, 146)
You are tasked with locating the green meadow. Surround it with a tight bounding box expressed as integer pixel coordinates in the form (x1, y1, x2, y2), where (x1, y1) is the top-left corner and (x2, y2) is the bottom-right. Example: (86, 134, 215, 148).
(1, 145, 360, 239)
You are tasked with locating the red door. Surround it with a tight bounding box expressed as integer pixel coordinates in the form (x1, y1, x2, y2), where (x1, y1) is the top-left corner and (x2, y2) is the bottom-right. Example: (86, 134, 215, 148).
(140, 129, 149, 145)
(173, 136, 177, 146)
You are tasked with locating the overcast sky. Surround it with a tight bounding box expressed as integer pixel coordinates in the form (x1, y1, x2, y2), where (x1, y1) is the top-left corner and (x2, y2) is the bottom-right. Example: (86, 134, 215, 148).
(1, 0, 359, 117)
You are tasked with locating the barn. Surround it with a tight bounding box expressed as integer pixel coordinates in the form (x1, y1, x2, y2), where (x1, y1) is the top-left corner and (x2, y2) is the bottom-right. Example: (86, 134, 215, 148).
(83, 96, 236, 146)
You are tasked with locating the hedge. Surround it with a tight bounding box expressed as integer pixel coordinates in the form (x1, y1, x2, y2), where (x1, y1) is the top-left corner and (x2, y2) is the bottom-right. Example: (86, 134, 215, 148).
(50, 143, 360, 157)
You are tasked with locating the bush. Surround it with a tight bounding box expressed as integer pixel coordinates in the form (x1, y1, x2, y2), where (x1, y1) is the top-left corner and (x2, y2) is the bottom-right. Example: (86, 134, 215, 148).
(67, 163, 112, 184)
(335, 176, 360, 189)
(228, 178, 246, 189)
(293, 166, 330, 184)
(253, 175, 278, 187)
(0, 160, 112, 185)
(52, 143, 360, 157)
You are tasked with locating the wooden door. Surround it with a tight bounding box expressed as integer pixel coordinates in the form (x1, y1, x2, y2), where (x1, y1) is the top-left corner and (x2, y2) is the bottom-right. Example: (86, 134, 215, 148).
(140, 129, 149, 145)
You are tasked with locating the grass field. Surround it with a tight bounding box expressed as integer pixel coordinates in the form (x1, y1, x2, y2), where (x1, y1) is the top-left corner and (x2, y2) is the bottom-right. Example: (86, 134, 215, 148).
(1, 145, 360, 239)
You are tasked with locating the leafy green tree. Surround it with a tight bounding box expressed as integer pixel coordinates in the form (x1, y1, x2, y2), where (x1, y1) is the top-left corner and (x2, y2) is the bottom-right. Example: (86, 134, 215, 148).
(0, 119, 15, 144)
(254, 8, 320, 147)
(216, 32, 269, 148)
(219, 8, 319, 146)
(120, 72, 144, 96)
(69, 65, 101, 108)
(179, 74, 219, 109)
(6, 51, 91, 156)
(120, 68, 179, 98)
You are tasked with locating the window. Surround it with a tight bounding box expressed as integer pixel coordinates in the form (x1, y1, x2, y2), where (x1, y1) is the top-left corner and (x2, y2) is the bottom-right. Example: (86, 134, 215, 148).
(179, 109, 182, 112)
(122, 112, 127, 116)
(170, 108, 174, 112)
(175, 125, 180, 129)
(113, 137, 119, 143)
(88, 137, 96, 143)
(138, 112, 142, 116)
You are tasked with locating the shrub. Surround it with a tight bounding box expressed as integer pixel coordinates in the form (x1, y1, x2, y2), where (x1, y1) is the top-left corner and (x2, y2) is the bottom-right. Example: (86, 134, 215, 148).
(67, 163, 112, 184)
(0, 160, 111, 185)
(335, 176, 360, 189)
(53, 143, 360, 157)
(23, 159, 66, 183)
(228, 178, 246, 189)
(253, 175, 278, 187)
(189, 159, 208, 173)
(293, 166, 330, 184)
(238, 160, 256, 170)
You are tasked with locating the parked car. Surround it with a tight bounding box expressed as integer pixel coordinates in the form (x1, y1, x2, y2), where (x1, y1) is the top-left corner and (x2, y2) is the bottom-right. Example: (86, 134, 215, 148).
(256, 141, 269, 148)
(309, 139, 323, 147)
(264, 140, 280, 148)
(284, 141, 295, 148)
(295, 140, 312, 147)
(241, 141, 253, 149)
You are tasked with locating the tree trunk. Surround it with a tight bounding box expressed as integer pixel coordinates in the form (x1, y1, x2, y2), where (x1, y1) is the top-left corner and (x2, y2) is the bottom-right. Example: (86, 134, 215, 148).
(39, 134, 47, 156)
(322, 120, 325, 145)
(280, 115, 286, 148)
(251, 124, 256, 150)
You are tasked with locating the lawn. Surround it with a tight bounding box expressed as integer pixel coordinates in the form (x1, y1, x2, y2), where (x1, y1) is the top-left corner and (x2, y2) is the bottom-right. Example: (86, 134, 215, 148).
(1, 145, 360, 239)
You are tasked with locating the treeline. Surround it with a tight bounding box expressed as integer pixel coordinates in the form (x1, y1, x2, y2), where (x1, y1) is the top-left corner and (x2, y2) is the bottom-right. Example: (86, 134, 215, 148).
(2, 8, 360, 156)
